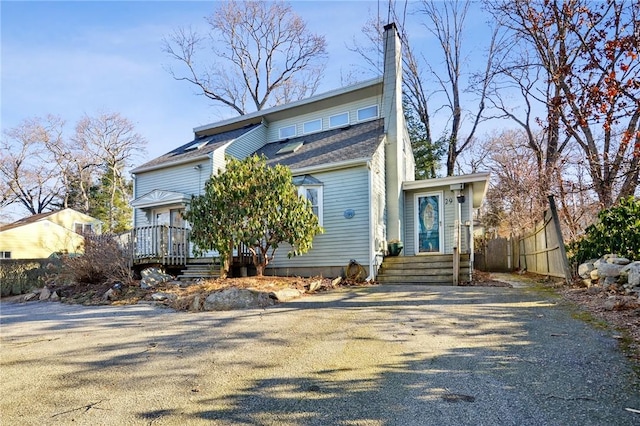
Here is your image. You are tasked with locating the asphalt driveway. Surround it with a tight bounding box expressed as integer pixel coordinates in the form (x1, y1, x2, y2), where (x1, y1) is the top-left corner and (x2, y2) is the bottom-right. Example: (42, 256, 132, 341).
(1, 284, 639, 425)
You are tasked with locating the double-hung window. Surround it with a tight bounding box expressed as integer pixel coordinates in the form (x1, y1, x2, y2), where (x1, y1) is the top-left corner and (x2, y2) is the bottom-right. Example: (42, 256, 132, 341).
(294, 175, 323, 226)
(74, 223, 93, 234)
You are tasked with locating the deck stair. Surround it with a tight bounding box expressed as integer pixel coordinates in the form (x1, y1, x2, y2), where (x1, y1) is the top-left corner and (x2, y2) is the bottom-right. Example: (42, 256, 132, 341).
(377, 254, 471, 285)
(177, 258, 221, 281)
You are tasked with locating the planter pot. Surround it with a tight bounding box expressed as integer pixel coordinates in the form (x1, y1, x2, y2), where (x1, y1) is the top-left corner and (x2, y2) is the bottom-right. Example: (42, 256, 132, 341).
(387, 242, 403, 256)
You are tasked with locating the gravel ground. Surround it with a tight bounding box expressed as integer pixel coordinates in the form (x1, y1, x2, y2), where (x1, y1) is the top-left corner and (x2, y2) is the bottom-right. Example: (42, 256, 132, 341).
(1, 283, 639, 425)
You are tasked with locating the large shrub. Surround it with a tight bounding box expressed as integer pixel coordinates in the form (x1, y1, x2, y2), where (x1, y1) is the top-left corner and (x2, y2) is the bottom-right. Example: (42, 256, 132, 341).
(56, 234, 134, 285)
(568, 196, 640, 264)
(184, 155, 323, 277)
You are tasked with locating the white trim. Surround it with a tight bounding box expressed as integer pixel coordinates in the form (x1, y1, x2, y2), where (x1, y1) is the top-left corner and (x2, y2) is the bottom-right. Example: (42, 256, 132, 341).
(402, 172, 490, 209)
(131, 190, 191, 209)
(298, 185, 323, 227)
(279, 124, 296, 139)
(367, 161, 376, 279)
(291, 157, 370, 175)
(414, 191, 444, 255)
(131, 154, 211, 174)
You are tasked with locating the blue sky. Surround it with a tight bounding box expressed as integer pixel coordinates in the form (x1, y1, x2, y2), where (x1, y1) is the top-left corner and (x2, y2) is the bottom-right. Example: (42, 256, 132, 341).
(2, 1, 394, 163)
(1, 1, 499, 163)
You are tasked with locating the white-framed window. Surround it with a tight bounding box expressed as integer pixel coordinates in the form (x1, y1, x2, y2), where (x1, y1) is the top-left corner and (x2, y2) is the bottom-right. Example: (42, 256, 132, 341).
(329, 112, 350, 128)
(298, 185, 323, 226)
(357, 105, 378, 121)
(303, 119, 322, 134)
(279, 125, 296, 139)
(74, 223, 93, 234)
(0, 251, 11, 259)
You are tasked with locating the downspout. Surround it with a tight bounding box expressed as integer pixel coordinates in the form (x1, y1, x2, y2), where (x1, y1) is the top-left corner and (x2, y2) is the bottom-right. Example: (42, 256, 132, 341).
(366, 160, 376, 281)
(131, 173, 137, 260)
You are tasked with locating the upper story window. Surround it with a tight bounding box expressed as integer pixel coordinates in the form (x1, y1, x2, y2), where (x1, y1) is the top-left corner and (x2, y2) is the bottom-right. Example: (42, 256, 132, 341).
(279, 125, 296, 139)
(74, 223, 93, 234)
(357, 105, 378, 122)
(303, 119, 322, 134)
(0, 251, 11, 259)
(329, 112, 349, 128)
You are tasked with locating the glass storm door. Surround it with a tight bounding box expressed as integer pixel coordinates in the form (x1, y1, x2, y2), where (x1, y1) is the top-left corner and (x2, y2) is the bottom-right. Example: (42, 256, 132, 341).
(416, 193, 442, 253)
(170, 209, 186, 256)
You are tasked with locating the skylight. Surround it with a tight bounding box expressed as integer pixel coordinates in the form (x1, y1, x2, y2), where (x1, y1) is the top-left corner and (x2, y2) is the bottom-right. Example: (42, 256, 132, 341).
(276, 141, 304, 155)
(184, 140, 208, 151)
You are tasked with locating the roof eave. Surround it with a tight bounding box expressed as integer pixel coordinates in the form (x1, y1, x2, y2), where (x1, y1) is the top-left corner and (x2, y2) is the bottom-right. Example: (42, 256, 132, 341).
(131, 154, 211, 175)
(193, 77, 383, 135)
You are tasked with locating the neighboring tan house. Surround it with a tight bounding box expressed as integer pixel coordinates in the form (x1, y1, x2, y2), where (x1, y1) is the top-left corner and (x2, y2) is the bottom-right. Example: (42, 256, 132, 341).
(0, 208, 102, 259)
(129, 23, 489, 283)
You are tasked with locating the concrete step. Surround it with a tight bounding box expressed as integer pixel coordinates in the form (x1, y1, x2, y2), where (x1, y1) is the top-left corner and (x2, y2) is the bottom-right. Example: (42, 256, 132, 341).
(178, 261, 221, 280)
(377, 275, 458, 285)
(377, 254, 471, 285)
(379, 267, 470, 276)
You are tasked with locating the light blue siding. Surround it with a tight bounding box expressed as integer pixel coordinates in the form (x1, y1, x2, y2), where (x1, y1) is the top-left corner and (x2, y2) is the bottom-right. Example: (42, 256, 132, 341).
(403, 192, 416, 255)
(266, 96, 382, 142)
(270, 165, 370, 269)
(226, 125, 268, 160)
(133, 158, 212, 227)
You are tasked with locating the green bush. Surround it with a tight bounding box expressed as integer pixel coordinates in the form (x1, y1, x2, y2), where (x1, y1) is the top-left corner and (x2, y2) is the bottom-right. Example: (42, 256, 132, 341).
(568, 196, 640, 264)
(0, 260, 60, 297)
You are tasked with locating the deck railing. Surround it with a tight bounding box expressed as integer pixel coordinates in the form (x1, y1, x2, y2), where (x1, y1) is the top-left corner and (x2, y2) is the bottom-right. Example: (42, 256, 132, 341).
(132, 225, 189, 265)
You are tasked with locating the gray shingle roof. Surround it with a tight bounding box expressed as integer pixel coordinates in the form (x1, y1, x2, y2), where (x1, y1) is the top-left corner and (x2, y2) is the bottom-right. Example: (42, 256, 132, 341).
(256, 119, 385, 170)
(132, 123, 261, 173)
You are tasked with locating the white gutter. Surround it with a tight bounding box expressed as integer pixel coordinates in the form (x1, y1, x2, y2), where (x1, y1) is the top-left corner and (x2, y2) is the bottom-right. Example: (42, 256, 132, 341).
(291, 157, 370, 175)
(367, 160, 376, 281)
(131, 154, 211, 174)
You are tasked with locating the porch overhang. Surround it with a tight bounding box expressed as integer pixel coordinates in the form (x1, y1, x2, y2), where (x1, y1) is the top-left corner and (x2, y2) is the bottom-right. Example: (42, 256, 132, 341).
(131, 190, 192, 209)
(402, 172, 490, 209)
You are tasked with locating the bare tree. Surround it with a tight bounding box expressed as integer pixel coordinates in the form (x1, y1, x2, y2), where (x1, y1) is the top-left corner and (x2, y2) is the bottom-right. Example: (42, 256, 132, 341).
(74, 112, 146, 232)
(348, 10, 443, 177)
(479, 129, 549, 235)
(163, 0, 327, 115)
(0, 116, 64, 214)
(349, 1, 498, 176)
(487, 0, 640, 208)
(418, 0, 499, 176)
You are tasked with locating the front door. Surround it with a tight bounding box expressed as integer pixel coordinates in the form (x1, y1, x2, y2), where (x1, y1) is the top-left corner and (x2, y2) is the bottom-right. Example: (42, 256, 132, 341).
(415, 193, 443, 253)
(170, 209, 186, 257)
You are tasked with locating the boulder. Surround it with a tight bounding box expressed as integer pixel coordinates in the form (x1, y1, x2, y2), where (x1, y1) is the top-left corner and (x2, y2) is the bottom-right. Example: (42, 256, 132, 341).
(624, 262, 640, 288)
(204, 288, 274, 311)
(270, 288, 303, 302)
(23, 292, 37, 302)
(578, 262, 595, 279)
(603, 295, 640, 311)
(151, 292, 176, 301)
(607, 256, 631, 265)
(308, 280, 323, 292)
(140, 267, 173, 289)
(49, 291, 59, 301)
(190, 295, 201, 311)
(102, 288, 116, 301)
(39, 287, 51, 301)
(596, 263, 624, 278)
